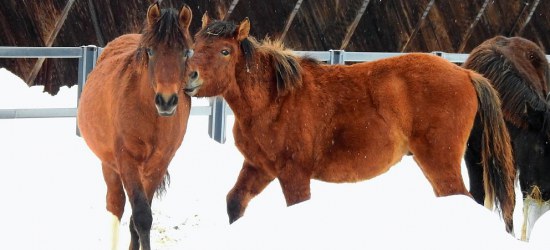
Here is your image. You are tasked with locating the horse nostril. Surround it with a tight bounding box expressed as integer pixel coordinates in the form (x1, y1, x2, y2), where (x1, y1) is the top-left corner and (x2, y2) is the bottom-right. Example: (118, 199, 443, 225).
(155, 94, 178, 111)
(189, 71, 198, 80)
(155, 94, 163, 106)
(168, 95, 178, 106)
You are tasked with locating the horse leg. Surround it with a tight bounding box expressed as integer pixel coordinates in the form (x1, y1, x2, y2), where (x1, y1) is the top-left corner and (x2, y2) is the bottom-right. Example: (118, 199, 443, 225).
(414, 155, 470, 197)
(410, 136, 470, 197)
(464, 147, 485, 205)
(141, 157, 171, 204)
(277, 165, 312, 206)
(464, 115, 486, 205)
(227, 161, 275, 224)
(102, 163, 126, 250)
(134, 159, 171, 247)
(117, 157, 152, 250)
(126, 186, 151, 250)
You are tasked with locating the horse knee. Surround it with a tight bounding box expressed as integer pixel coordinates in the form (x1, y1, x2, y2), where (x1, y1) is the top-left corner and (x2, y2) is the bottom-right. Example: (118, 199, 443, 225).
(106, 192, 126, 219)
(279, 180, 311, 206)
(132, 204, 153, 232)
(226, 164, 276, 223)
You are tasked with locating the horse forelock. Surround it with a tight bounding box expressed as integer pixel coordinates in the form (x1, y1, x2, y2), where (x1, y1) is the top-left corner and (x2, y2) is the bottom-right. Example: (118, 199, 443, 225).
(198, 21, 255, 68)
(465, 44, 550, 128)
(140, 8, 189, 50)
(200, 21, 237, 38)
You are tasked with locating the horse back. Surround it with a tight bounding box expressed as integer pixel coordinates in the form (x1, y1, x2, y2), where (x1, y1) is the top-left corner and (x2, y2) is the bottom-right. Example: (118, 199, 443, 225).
(337, 53, 479, 137)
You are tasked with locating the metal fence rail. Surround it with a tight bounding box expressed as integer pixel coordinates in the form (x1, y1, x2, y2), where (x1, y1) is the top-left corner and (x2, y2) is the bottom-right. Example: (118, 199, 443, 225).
(0, 47, 83, 58)
(0, 106, 213, 119)
(2, 47, 549, 143)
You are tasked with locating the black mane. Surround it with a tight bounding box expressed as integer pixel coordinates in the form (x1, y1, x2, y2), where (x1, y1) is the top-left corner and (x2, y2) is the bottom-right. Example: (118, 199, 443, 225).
(464, 41, 550, 128)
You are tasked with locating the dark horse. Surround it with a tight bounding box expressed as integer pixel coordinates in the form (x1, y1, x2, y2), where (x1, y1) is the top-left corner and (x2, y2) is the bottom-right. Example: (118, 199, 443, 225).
(77, 2, 193, 249)
(184, 16, 516, 233)
(464, 36, 550, 240)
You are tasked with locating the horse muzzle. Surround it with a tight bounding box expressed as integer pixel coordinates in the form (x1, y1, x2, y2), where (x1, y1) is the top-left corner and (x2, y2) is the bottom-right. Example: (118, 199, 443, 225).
(155, 93, 178, 116)
(184, 71, 202, 97)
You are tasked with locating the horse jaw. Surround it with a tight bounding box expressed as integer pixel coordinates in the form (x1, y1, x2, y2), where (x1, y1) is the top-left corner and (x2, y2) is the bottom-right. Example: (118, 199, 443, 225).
(184, 79, 203, 97)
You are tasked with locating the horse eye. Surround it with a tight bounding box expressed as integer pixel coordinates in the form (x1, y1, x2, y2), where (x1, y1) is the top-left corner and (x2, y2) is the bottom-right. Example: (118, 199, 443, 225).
(221, 49, 230, 56)
(146, 48, 154, 57)
(185, 49, 194, 58)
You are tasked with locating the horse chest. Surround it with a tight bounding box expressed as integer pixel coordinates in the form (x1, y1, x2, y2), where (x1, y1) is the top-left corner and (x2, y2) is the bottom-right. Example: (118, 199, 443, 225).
(233, 121, 298, 168)
(116, 114, 185, 155)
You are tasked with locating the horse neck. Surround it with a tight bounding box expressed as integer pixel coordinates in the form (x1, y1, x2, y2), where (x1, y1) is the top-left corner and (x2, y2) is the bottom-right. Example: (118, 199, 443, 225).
(123, 58, 158, 114)
(223, 53, 281, 118)
(541, 109, 550, 136)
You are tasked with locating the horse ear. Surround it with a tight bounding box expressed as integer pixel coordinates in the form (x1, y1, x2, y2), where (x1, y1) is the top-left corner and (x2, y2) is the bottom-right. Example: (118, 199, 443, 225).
(201, 12, 210, 29)
(179, 5, 192, 30)
(147, 2, 161, 26)
(235, 17, 250, 41)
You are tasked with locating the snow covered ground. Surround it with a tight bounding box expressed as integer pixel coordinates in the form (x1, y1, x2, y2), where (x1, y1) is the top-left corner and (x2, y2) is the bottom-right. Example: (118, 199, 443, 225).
(0, 68, 545, 249)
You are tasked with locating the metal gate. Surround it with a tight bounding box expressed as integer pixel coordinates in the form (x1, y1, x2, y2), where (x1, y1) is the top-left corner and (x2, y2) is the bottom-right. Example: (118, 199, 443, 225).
(2, 46, 548, 143)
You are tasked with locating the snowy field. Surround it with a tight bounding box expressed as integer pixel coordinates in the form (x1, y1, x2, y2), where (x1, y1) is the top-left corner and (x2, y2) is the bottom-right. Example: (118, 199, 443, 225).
(0, 67, 548, 249)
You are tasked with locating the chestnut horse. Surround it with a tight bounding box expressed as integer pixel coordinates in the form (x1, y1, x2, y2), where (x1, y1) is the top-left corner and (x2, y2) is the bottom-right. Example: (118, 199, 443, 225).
(464, 36, 550, 240)
(184, 16, 516, 233)
(77, 3, 193, 249)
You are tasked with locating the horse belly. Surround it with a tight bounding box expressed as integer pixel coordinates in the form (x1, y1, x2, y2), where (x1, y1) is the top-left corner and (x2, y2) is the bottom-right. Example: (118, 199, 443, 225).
(77, 79, 118, 164)
(314, 139, 408, 183)
(78, 113, 116, 164)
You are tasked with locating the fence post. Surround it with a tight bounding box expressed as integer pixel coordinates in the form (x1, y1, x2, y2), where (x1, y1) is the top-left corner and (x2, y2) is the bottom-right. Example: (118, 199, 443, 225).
(431, 51, 444, 57)
(329, 49, 345, 65)
(76, 45, 99, 136)
(208, 97, 227, 143)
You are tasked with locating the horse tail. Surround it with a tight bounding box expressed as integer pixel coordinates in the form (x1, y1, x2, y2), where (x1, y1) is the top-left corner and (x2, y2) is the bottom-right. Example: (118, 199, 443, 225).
(469, 71, 516, 233)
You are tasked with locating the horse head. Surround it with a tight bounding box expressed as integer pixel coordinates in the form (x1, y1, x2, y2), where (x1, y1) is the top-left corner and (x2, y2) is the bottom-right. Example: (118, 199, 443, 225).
(521, 95, 550, 200)
(184, 14, 251, 97)
(495, 36, 550, 96)
(141, 2, 193, 116)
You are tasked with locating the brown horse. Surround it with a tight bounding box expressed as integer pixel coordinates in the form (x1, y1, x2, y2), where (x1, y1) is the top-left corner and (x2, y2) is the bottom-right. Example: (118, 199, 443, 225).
(77, 3, 193, 249)
(184, 16, 516, 233)
(463, 36, 550, 240)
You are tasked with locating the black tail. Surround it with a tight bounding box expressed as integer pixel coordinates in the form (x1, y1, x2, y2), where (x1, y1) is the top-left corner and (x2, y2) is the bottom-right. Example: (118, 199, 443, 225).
(467, 72, 516, 233)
